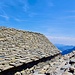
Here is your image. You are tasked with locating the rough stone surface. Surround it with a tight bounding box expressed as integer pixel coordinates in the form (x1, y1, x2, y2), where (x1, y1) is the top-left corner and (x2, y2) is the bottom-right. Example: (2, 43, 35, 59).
(14, 72, 21, 75)
(0, 27, 60, 72)
(32, 51, 75, 75)
(0, 27, 75, 75)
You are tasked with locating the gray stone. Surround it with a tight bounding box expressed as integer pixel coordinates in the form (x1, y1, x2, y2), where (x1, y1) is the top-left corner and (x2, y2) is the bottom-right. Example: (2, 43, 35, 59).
(21, 70, 25, 75)
(70, 58, 75, 63)
(14, 72, 21, 75)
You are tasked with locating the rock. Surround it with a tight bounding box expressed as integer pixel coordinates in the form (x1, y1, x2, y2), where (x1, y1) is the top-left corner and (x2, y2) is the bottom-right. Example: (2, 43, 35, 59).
(43, 65, 50, 70)
(19, 60, 26, 63)
(74, 70, 75, 75)
(33, 72, 45, 75)
(3, 65, 13, 71)
(14, 72, 21, 75)
(61, 64, 71, 70)
(9, 63, 23, 67)
(69, 66, 75, 74)
(39, 69, 46, 74)
(21, 70, 25, 75)
(62, 71, 73, 75)
(38, 65, 49, 74)
(70, 58, 75, 63)
(69, 66, 75, 71)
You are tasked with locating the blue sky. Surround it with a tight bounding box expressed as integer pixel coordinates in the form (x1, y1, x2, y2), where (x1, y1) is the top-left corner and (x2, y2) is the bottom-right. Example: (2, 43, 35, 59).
(0, 0, 75, 45)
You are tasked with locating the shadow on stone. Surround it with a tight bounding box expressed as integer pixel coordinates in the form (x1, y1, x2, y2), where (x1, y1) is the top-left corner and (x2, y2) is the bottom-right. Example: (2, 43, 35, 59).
(0, 53, 60, 75)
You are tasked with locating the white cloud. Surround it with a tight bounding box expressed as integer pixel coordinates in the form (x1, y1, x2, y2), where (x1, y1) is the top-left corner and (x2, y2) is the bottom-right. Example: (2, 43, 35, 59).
(14, 17, 43, 23)
(18, 0, 29, 12)
(23, 3, 29, 12)
(0, 7, 9, 20)
(0, 15, 9, 20)
(48, 36, 75, 41)
(18, 0, 37, 18)
(14, 18, 27, 22)
(47, 36, 75, 45)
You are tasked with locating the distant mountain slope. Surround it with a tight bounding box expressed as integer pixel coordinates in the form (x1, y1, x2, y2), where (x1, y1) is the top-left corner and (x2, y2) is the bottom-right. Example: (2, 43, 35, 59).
(55, 44, 75, 55)
(62, 47, 75, 55)
(55, 44, 74, 51)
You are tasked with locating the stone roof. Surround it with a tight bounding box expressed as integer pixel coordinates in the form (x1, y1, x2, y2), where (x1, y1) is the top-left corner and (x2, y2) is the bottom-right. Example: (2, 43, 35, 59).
(0, 27, 60, 72)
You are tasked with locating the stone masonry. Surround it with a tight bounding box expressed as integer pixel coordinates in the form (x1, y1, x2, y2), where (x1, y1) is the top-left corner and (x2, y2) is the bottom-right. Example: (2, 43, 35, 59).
(0, 27, 60, 75)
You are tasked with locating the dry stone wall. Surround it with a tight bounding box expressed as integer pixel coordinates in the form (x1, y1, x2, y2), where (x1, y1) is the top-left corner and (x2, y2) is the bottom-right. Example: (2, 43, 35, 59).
(0, 27, 60, 75)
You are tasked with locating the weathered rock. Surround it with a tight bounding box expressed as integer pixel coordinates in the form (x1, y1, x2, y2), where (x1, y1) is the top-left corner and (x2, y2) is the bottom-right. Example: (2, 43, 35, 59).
(33, 72, 45, 75)
(70, 58, 75, 63)
(39, 65, 49, 74)
(21, 70, 25, 75)
(0, 27, 60, 72)
(14, 72, 21, 75)
(62, 71, 73, 75)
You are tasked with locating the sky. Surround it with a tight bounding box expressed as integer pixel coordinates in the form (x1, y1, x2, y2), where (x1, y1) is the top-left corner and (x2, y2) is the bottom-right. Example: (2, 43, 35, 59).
(0, 0, 75, 45)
